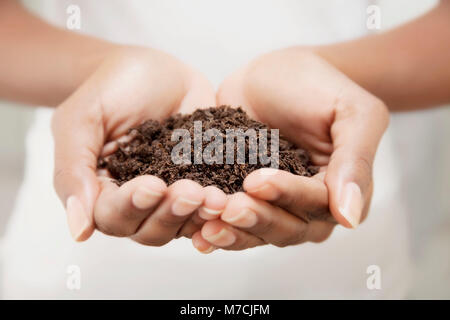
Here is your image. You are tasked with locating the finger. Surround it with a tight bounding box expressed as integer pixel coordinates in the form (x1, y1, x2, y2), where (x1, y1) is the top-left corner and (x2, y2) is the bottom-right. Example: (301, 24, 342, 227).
(51, 92, 104, 242)
(100, 133, 135, 157)
(200, 220, 265, 250)
(216, 70, 247, 106)
(177, 186, 227, 238)
(132, 179, 204, 246)
(178, 71, 216, 113)
(216, 69, 260, 120)
(220, 192, 314, 247)
(325, 98, 389, 228)
(306, 220, 336, 243)
(243, 168, 333, 223)
(94, 175, 167, 237)
(198, 186, 227, 220)
(175, 210, 207, 239)
(192, 231, 216, 254)
(176, 218, 202, 239)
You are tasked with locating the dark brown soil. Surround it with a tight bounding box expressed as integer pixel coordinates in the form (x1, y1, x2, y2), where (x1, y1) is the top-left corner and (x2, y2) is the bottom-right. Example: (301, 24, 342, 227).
(98, 106, 318, 194)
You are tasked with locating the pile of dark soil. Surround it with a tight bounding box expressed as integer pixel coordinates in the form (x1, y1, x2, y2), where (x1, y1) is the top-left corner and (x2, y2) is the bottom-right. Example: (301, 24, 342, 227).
(98, 106, 318, 194)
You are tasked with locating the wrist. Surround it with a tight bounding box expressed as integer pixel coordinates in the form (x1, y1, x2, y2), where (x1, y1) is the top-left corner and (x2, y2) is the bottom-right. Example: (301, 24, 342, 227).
(62, 42, 122, 102)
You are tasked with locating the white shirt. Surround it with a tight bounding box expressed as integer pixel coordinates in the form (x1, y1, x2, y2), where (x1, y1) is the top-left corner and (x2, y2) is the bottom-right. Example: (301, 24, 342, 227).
(1, 0, 411, 299)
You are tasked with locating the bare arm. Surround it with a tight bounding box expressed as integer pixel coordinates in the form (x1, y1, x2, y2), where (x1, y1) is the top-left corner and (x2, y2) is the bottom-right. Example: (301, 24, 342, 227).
(0, 0, 117, 106)
(314, 0, 450, 111)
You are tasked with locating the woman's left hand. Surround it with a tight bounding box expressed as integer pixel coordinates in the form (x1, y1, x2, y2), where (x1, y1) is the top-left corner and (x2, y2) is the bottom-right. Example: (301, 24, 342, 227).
(192, 48, 389, 252)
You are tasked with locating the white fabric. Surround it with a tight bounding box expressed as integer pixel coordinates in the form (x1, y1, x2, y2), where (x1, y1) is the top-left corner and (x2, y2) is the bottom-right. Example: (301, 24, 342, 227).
(1, 0, 411, 299)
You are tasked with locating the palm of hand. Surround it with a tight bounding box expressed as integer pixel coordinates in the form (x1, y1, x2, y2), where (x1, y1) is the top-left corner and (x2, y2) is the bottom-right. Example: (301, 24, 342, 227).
(217, 49, 355, 168)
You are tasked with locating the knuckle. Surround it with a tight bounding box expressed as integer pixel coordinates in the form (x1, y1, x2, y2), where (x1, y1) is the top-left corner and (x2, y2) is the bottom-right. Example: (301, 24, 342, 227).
(292, 227, 308, 244)
(120, 208, 145, 221)
(157, 214, 186, 229)
(274, 227, 307, 248)
(132, 234, 169, 247)
(354, 154, 373, 178)
(94, 207, 135, 237)
(311, 224, 335, 243)
(233, 237, 251, 250)
(96, 221, 130, 237)
(256, 215, 275, 235)
(281, 191, 300, 211)
(273, 238, 291, 248)
(312, 231, 331, 243)
(177, 228, 195, 239)
(306, 208, 332, 222)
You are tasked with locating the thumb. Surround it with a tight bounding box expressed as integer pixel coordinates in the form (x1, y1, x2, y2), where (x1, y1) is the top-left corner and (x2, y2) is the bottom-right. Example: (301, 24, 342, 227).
(51, 92, 103, 241)
(178, 71, 216, 113)
(216, 68, 250, 107)
(216, 69, 262, 121)
(325, 97, 389, 228)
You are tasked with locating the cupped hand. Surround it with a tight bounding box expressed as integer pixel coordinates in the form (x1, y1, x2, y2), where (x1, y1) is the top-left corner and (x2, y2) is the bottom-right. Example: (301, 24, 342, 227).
(52, 46, 226, 243)
(193, 48, 389, 252)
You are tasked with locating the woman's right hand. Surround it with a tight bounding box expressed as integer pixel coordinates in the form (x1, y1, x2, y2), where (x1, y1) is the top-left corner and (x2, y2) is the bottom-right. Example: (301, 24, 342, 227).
(52, 46, 227, 244)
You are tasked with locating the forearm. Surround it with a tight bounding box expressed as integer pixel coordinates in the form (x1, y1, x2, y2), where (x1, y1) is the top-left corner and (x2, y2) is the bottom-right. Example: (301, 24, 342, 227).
(314, 0, 450, 111)
(0, 0, 118, 107)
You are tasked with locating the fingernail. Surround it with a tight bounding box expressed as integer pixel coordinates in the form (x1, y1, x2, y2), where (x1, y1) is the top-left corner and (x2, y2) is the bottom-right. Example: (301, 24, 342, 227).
(66, 196, 91, 241)
(222, 208, 257, 228)
(195, 246, 216, 254)
(198, 207, 222, 220)
(198, 245, 215, 254)
(192, 235, 216, 253)
(172, 197, 202, 216)
(203, 228, 236, 247)
(132, 187, 163, 210)
(338, 182, 363, 228)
